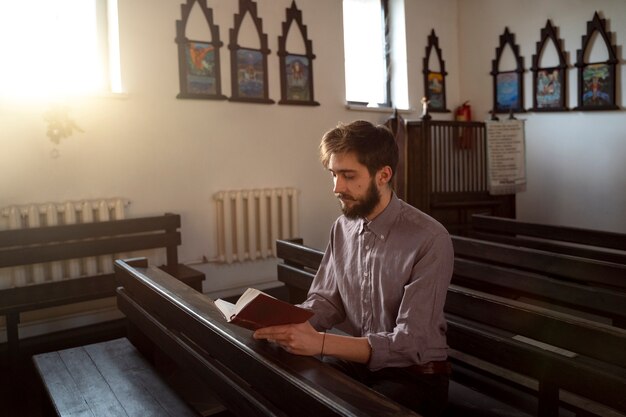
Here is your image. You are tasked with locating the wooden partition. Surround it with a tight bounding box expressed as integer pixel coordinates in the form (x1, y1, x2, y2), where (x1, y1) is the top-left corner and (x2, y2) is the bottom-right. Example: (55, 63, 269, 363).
(115, 259, 418, 417)
(402, 119, 515, 234)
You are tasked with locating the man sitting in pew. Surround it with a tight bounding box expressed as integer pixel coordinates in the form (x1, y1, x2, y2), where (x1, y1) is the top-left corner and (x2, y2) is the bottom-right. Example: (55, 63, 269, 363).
(254, 120, 454, 416)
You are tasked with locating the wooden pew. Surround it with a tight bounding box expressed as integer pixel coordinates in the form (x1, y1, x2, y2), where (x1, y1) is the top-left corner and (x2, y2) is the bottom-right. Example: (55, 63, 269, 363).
(470, 214, 626, 265)
(452, 235, 626, 289)
(275, 239, 626, 417)
(445, 286, 626, 416)
(0, 213, 204, 362)
(451, 235, 626, 327)
(114, 258, 419, 417)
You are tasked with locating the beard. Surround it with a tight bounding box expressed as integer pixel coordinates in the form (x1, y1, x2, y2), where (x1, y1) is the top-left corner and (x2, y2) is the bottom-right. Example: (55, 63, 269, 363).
(337, 177, 381, 219)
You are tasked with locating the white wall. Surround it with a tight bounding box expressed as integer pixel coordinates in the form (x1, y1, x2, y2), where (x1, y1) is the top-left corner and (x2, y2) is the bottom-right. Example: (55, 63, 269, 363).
(2, 0, 623, 299)
(457, 0, 626, 233)
(404, 0, 460, 112)
(0, 0, 460, 295)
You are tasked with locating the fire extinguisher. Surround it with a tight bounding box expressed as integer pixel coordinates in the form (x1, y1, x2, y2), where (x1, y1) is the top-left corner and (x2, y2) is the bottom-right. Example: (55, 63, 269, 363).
(455, 101, 472, 149)
(455, 101, 472, 122)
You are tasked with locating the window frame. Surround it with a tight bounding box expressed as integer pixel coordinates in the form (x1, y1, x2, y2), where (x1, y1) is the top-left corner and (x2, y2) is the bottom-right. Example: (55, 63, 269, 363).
(343, 0, 392, 108)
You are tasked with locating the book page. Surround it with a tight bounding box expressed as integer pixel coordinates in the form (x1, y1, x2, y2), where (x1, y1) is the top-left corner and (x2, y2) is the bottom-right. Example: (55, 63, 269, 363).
(214, 298, 236, 320)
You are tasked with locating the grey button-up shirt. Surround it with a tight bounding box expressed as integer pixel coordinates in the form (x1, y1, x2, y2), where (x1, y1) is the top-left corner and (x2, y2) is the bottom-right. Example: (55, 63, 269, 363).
(299, 194, 453, 371)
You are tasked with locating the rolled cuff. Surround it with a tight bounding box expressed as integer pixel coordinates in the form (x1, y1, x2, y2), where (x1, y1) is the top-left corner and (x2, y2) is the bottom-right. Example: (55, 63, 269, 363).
(366, 333, 390, 371)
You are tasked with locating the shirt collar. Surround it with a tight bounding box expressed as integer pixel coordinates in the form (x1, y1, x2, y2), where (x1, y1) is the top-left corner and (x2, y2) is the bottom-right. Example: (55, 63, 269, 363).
(359, 193, 401, 240)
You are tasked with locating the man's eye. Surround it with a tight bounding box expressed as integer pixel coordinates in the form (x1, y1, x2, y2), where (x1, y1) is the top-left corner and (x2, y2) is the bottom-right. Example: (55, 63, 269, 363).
(344, 174, 355, 180)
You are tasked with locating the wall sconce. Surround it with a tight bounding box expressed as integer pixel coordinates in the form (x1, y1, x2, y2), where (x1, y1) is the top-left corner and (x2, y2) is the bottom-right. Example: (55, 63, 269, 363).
(43, 104, 83, 144)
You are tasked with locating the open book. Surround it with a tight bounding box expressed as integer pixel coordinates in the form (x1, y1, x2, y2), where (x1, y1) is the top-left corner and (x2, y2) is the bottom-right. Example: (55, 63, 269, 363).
(214, 288, 313, 331)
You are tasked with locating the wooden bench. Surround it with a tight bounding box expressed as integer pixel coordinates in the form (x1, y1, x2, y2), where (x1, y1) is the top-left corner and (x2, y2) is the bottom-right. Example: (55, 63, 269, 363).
(470, 214, 626, 265)
(275, 239, 626, 417)
(445, 285, 626, 417)
(451, 235, 626, 327)
(0, 213, 204, 362)
(113, 258, 419, 417)
(33, 337, 199, 417)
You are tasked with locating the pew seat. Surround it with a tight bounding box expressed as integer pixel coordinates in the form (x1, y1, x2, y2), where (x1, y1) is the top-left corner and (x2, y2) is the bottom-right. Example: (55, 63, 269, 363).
(33, 337, 200, 417)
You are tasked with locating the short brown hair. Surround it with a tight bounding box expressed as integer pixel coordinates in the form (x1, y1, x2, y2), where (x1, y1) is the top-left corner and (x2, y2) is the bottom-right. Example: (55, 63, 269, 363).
(319, 120, 398, 179)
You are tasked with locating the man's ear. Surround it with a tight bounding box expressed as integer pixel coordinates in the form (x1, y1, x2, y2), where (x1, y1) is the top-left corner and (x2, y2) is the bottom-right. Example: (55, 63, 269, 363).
(378, 166, 393, 186)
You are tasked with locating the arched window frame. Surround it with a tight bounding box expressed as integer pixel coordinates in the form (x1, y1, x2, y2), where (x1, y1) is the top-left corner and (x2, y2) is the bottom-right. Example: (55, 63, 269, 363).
(422, 29, 449, 113)
(530, 20, 568, 112)
(228, 0, 273, 104)
(575, 11, 619, 111)
(491, 27, 525, 115)
(175, 0, 226, 100)
(277, 1, 319, 106)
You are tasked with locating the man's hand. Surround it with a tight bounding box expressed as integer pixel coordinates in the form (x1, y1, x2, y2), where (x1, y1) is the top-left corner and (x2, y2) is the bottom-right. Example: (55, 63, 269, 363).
(254, 322, 372, 363)
(253, 321, 323, 356)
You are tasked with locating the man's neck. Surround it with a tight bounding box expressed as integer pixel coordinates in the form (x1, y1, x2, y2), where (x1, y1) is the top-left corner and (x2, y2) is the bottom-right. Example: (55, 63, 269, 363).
(364, 189, 393, 222)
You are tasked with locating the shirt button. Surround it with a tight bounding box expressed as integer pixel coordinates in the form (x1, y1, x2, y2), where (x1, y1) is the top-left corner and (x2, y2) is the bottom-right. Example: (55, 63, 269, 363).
(363, 272, 368, 277)
(380, 235, 385, 239)
(365, 245, 370, 250)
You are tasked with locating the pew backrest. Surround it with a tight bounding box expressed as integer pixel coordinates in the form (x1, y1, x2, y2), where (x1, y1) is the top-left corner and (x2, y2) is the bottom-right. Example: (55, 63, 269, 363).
(0, 213, 204, 360)
(471, 214, 626, 264)
(276, 238, 323, 304)
(451, 235, 626, 291)
(445, 285, 626, 368)
(452, 257, 626, 327)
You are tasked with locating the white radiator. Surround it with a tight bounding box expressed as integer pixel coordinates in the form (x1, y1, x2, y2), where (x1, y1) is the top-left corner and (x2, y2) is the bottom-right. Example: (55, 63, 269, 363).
(0, 198, 129, 289)
(213, 188, 299, 264)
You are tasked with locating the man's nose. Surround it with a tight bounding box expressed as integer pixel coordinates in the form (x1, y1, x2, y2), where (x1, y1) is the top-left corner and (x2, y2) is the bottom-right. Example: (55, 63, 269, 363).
(333, 177, 344, 194)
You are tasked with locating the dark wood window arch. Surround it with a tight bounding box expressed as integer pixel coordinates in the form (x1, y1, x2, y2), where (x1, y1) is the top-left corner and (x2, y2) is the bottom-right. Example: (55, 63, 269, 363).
(175, 0, 226, 100)
(575, 12, 619, 111)
(530, 20, 568, 112)
(278, 1, 319, 106)
(228, 0, 273, 104)
(422, 29, 449, 113)
(491, 27, 525, 114)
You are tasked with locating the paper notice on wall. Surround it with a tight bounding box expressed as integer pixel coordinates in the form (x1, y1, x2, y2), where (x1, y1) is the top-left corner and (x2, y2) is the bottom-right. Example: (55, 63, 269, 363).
(486, 119, 527, 195)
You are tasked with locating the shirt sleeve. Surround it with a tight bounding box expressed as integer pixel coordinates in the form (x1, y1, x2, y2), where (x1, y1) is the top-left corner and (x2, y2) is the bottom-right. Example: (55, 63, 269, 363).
(297, 241, 347, 331)
(366, 232, 454, 370)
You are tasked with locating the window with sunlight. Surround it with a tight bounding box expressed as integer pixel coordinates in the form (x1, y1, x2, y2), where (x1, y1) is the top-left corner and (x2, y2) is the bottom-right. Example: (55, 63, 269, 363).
(343, 0, 389, 107)
(0, 0, 121, 100)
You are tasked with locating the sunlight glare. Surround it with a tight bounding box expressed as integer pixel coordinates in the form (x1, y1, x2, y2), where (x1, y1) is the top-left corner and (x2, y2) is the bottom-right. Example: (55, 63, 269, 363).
(0, 0, 101, 100)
